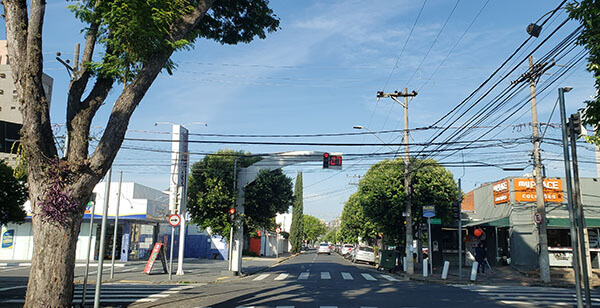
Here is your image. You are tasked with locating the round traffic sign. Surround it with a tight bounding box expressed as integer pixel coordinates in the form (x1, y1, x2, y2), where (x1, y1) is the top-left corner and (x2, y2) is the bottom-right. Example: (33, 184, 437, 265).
(275, 227, 281, 234)
(534, 211, 543, 224)
(169, 214, 181, 227)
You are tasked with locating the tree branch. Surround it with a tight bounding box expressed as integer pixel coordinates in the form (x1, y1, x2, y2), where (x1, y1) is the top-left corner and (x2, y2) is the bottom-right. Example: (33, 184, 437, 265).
(3, 0, 28, 86)
(89, 0, 216, 176)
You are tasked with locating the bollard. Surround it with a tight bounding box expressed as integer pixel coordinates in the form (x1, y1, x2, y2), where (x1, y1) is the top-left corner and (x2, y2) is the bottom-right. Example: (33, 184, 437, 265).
(442, 261, 450, 279)
(403, 256, 407, 272)
(470, 261, 478, 281)
(423, 258, 428, 277)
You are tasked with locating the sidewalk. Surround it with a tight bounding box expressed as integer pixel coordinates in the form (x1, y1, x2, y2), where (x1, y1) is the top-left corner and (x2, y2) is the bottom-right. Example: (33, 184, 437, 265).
(398, 262, 600, 288)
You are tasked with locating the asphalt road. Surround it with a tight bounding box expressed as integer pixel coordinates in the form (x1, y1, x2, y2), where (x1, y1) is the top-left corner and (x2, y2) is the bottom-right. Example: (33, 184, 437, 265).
(132, 251, 512, 308)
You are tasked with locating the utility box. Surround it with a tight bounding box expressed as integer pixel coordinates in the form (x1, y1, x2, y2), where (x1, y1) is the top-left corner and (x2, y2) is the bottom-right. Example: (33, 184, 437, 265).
(377, 249, 398, 272)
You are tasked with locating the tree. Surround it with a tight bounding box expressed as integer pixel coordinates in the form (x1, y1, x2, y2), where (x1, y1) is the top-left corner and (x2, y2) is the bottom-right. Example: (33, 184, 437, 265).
(243, 168, 294, 229)
(2, 1, 279, 306)
(339, 192, 378, 244)
(567, 1, 600, 144)
(303, 214, 326, 244)
(289, 172, 304, 253)
(323, 227, 339, 244)
(0, 160, 27, 225)
(355, 158, 458, 245)
(187, 150, 259, 237)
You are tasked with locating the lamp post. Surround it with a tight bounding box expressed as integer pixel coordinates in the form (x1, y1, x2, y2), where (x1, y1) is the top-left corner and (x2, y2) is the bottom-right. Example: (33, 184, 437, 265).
(353, 125, 397, 153)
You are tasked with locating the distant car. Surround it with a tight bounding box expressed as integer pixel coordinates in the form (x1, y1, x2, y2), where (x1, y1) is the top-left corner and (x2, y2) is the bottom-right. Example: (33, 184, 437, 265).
(341, 244, 354, 256)
(318, 242, 331, 255)
(352, 245, 376, 265)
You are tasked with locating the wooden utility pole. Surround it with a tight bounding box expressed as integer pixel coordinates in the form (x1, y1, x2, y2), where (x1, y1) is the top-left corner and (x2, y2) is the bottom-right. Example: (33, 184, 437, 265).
(513, 55, 552, 282)
(377, 88, 418, 274)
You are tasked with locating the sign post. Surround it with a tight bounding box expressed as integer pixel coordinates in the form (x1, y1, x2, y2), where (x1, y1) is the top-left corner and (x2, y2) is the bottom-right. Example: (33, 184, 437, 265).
(168, 214, 181, 280)
(275, 227, 281, 259)
(423, 205, 436, 276)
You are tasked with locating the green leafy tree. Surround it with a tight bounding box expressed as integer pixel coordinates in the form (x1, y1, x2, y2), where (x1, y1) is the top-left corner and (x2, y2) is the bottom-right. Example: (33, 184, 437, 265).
(339, 192, 378, 244)
(303, 214, 327, 244)
(323, 227, 339, 244)
(289, 172, 304, 253)
(2, 1, 279, 305)
(244, 168, 294, 229)
(567, 1, 600, 144)
(356, 158, 458, 245)
(0, 161, 27, 225)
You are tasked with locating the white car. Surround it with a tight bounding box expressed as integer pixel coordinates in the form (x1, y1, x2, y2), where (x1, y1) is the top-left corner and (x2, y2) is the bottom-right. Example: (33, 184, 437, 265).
(318, 243, 331, 255)
(352, 245, 375, 264)
(341, 244, 354, 256)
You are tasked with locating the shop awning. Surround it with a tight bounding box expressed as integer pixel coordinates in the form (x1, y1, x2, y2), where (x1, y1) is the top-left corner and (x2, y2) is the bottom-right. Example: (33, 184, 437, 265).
(547, 217, 600, 228)
(463, 216, 510, 228)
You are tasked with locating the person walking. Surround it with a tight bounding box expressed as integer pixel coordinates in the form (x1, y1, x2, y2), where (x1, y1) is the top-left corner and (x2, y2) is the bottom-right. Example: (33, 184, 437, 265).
(475, 242, 487, 274)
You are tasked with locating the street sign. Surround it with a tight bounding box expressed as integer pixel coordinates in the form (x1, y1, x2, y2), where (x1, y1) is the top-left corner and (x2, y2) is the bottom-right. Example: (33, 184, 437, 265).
(534, 211, 543, 225)
(430, 218, 442, 225)
(423, 205, 436, 218)
(168, 214, 181, 227)
(275, 227, 281, 234)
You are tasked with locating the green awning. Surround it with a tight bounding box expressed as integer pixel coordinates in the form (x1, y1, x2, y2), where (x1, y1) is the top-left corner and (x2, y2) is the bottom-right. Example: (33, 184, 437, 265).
(463, 216, 510, 228)
(547, 218, 600, 228)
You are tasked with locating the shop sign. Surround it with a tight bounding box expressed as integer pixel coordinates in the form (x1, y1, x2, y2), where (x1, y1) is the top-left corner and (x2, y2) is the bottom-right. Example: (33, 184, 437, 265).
(2, 229, 14, 249)
(514, 178, 563, 203)
(422, 205, 435, 218)
(492, 179, 509, 206)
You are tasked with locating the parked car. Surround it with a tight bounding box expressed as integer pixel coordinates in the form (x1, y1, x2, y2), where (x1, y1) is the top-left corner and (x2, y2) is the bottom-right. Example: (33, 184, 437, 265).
(352, 245, 376, 265)
(341, 244, 354, 256)
(318, 242, 331, 255)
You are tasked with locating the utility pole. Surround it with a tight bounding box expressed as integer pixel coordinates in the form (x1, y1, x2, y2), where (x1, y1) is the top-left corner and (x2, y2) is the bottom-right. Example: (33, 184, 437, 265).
(512, 56, 551, 283)
(110, 171, 123, 279)
(377, 88, 418, 274)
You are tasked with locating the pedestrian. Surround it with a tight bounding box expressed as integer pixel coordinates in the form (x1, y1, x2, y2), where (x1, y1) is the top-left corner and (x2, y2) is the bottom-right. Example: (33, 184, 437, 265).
(475, 242, 487, 274)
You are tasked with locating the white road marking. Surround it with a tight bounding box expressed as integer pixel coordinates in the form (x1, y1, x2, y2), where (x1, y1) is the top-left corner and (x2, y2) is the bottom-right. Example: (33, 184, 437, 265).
(252, 274, 269, 281)
(381, 274, 399, 281)
(0, 285, 27, 292)
(298, 272, 309, 280)
(321, 272, 331, 279)
(361, 273, 377, 281)
(320, 306, 338, 308)
(276, 306, 295, 308)
(341, 272, 354, 280)
(274, 273, 289, 280)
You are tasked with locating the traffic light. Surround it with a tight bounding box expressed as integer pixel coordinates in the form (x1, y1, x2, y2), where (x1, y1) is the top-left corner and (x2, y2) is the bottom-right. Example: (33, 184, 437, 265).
(323, 152, 330, 169)
(228, 208, 236, 220)
(452, 202, 460, 220)
(569, 112, 587, 138)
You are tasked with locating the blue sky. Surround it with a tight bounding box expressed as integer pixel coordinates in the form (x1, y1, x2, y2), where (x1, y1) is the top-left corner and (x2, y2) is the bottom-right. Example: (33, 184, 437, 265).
(3, 1, 598, 222)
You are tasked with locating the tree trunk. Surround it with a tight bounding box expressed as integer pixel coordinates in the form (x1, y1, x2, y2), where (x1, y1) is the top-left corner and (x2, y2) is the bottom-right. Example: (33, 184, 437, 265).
(25, 212, 83, 308)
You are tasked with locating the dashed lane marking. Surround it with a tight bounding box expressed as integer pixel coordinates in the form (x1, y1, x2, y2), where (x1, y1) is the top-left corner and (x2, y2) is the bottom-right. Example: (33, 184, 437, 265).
(274, 273, 289, 281)
(361, 273, 377, 281)
(298, 272, 309, 280)
(341, 272, 354, 280)
(321, 272, 331, 279)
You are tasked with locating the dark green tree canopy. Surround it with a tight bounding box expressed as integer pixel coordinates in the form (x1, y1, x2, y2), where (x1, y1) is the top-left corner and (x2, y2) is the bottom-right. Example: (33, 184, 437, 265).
(0, 160, 27, 225)
(243, 168, 294, 229)
(289, 172, 304, 253)
(339, 192, 378, 244)
(303, 214, 326, 243)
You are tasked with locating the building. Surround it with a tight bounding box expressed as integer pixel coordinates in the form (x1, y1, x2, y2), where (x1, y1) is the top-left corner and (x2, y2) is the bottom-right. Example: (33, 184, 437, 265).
(0, 40, 54, 163)
(462, 176, 600, 270)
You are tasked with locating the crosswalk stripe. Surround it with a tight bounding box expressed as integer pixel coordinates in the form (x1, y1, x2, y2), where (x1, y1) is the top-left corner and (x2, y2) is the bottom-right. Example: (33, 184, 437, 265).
(381, 274, 399, 281)
(274, 273, 289, 281)
(321, 272, 331, 279)
(252, 274, 269, 281)
(361, 273, 377, 281)
(341, 272, 354, 280)
(298, 272, 309, 280)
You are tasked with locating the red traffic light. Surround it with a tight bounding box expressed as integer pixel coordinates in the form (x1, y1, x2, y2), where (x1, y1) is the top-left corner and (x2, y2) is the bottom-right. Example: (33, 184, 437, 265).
(228, 208, 236, 215)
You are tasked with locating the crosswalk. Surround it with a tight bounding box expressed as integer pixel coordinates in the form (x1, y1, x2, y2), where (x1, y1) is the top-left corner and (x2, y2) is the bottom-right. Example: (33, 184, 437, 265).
(251, 271, 400, 282)
(454, 284, 600, 307)
(2, 284, 198, 306)
(194, 306, 382, 308)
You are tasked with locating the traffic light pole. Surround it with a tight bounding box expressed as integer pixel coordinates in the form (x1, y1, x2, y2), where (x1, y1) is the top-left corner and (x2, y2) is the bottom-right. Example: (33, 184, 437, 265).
(458, 179, 463, 280)
(377, 89, 418, 275)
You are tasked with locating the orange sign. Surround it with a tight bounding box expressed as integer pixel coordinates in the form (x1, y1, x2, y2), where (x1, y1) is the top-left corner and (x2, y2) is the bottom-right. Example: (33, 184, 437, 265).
(492, 179, 509, 206)
(513, 178, 563, 203)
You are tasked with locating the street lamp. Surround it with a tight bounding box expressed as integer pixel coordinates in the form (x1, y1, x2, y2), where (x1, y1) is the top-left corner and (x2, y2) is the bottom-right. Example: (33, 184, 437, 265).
(353, 125, 397, 153)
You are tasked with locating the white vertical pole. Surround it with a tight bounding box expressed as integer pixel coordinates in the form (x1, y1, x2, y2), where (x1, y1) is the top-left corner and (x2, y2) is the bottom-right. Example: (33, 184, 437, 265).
(428, 217, 433, 276)
(423, 258, 428, 277)
(470, 262, 478, 281)
(403, 256, 407, 272)
(80, 198, 96, 308)
(110, 171, 123, 279)
(94, 168, 112, 308)
(442, 261, 450, 279)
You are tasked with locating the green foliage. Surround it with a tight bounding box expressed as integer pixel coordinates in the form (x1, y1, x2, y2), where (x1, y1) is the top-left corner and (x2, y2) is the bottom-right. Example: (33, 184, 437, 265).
(0, 160, 28, 225)
(289, 172, 304, 253)
(302, 214, 326, 243)
(243, 168, 294, 229)
(323, 227, 339, 244)
(339, 193, 378, 244)
(69, 0, 280, 81)
(187, 149, 259, 237)
(567, 0, 600, 143)
(349, 158, 458, 245)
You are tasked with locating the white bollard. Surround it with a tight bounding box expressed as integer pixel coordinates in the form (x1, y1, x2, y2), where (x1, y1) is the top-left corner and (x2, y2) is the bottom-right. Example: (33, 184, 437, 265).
(403, 256, 407, 272)
(423, 258, 428, 277)
(442, 261, 450, 279)
(470, 261, 478, 281)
